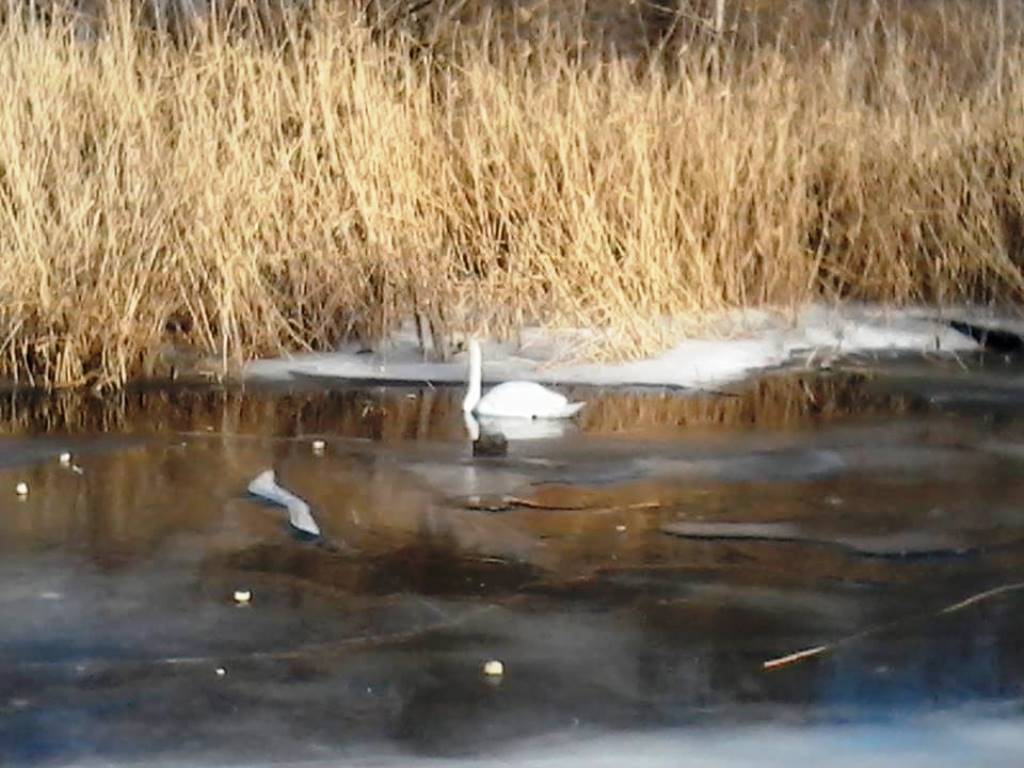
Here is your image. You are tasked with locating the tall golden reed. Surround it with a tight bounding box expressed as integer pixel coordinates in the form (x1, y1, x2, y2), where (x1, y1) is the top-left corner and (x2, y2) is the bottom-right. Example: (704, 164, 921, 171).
(0, 1, 1022, 389)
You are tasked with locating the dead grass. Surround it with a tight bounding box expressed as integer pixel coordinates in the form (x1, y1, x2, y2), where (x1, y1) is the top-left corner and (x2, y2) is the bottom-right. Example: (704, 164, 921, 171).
(1, 0, 1023, 389)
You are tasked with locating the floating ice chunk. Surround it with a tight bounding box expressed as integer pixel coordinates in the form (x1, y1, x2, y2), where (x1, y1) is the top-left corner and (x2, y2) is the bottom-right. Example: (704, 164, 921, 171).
(637, 449, 846, 483)
(662, 521, 972, 558)
(246, 469, 321, 537)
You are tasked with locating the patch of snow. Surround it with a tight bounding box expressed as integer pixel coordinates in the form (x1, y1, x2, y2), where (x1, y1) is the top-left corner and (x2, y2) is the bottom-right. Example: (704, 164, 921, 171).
(244, 304, 986, 390)
(98, 710, 1024, 768)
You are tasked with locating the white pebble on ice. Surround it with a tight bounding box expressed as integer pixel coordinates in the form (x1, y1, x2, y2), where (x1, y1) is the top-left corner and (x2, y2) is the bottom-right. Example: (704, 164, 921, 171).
(482, 660, 504, 677)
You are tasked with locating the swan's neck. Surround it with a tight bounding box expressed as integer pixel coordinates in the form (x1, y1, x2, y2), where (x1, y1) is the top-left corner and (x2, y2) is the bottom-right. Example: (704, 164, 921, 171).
(463, 409, 480, 441)
(463, 340, 482, 413)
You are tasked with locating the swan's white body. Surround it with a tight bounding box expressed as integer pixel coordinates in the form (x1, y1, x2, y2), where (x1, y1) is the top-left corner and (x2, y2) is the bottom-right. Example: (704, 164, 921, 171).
(462, 339, 584, 420)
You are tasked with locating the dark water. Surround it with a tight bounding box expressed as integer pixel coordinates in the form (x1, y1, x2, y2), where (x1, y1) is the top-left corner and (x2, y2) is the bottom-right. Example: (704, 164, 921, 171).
(2, 360, 1024, 766)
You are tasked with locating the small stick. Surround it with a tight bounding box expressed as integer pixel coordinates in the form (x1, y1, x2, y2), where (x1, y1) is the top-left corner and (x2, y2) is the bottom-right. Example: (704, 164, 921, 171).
(939, 582, 1024, 613)
(763, 581, 1024, 672)
(461, 496, 664, 513)
(763, 645, 829, 671)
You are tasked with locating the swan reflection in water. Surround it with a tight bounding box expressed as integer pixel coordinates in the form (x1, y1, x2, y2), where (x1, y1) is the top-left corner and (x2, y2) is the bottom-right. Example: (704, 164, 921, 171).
(463, 408, 576, 447)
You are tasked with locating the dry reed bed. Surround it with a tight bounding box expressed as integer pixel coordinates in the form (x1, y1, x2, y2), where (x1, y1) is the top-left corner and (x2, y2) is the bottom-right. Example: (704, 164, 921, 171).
(1, 2, 1023, 389)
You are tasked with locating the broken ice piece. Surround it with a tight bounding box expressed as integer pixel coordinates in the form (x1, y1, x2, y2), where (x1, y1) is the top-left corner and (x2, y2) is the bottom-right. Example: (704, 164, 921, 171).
(247, 469, 321, 536)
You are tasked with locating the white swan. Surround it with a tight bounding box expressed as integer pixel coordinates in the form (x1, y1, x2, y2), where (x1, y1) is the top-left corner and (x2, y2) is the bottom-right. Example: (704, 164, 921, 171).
(462, 339, 584, 420)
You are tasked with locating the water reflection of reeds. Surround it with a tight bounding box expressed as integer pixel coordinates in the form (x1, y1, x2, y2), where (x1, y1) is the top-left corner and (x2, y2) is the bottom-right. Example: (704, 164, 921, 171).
(2, 374, 1021, 601)
(0, 373, 913, 437)
(0, 371, 928, 575)
(577, 374, 915, 436)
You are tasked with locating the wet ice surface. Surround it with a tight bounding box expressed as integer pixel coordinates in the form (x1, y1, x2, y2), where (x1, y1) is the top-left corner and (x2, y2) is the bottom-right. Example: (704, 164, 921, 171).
(2, 357, 1024, 766)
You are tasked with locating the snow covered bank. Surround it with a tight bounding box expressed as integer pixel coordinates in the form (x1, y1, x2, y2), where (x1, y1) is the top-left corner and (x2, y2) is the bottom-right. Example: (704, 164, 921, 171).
(244, 305, 1004, 390)
(73, 711, 1024, 768)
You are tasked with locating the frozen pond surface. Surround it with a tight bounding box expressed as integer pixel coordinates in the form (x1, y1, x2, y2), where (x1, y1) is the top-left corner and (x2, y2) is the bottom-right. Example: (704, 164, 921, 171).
(2, 355, 1024, 766)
